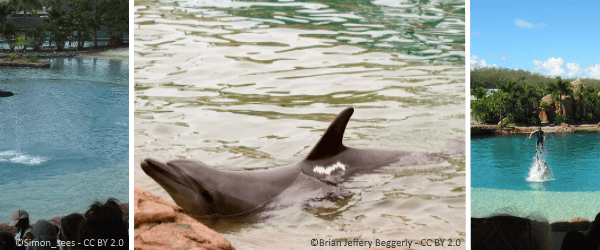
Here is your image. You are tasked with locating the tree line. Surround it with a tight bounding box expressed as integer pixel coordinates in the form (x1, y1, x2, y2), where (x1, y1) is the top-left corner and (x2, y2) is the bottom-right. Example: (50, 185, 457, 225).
(471, 76, 600, 126)
(0, 0, 128, 51)
(471, 66, 600, 90)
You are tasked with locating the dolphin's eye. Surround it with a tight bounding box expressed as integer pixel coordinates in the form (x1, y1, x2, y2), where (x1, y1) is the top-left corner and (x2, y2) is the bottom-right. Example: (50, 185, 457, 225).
(201, 190, 213, 203)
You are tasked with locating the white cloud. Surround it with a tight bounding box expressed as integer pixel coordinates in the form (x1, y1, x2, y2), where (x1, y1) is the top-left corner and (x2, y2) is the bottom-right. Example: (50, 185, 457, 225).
(500, 56, 508, 61)
(471, 55, 496, 69)
(533, 58, 600, 79)
(472, 31, 481, 36)
(587, 63, 600, 78)
(515, 19, 546, 29)
(533, 57, 565, 76)
(566, 62, 582, 77)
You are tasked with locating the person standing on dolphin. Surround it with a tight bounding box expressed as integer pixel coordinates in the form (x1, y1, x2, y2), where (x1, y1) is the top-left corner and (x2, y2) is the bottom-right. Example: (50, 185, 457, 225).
(528, 126, 546, 151)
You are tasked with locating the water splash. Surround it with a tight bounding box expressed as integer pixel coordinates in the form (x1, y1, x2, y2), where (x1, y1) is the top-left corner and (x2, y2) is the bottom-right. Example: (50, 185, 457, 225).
(526, 149, 554, 182)
(0, 150, 48, 165)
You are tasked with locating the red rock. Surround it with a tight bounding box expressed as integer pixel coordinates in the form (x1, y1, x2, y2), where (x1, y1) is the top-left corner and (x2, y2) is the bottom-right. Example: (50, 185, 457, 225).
(551, 221, 572, 232)
(571, 79, 583, 93)
(569, 217, 591, 231)
(134, 187, 232, 250)
(0, 222, 17, 235)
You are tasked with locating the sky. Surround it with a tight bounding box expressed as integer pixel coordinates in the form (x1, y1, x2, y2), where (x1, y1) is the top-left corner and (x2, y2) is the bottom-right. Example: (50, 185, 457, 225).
(471, 1, 600, 79)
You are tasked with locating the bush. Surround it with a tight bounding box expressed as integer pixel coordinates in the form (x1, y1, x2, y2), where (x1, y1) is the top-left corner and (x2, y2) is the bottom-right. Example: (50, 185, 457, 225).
(28, 56, 39, 63)
(555, 114, 574, 125)
(540, 102, 550, 109)
(8, 54, 19, 61)
(586, 113, 597, 122)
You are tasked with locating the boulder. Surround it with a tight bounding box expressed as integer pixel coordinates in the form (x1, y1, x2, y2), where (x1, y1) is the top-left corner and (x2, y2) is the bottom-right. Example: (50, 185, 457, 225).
(569, 217, 591, 231)
(551, 221, 572, 232)
(134, 187, 232, 250)
(571, 78, 583, 93)
(498, 117, 508, 126)
(2, 203, 129, 236)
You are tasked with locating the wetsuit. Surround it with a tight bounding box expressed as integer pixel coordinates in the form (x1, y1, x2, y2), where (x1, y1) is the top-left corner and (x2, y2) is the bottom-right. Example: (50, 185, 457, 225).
(534, 130, 544, 147)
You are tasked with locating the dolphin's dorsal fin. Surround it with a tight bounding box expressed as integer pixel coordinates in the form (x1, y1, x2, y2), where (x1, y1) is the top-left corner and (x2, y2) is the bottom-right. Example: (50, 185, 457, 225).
(306, 107, 353, 160)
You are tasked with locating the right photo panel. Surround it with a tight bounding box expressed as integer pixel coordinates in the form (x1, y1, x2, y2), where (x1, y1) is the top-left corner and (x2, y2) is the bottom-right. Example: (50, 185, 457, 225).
(470, 1, 600, 250)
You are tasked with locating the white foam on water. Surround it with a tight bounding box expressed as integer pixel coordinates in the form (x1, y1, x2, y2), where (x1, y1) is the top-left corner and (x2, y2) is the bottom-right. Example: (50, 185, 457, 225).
(526, 150, 554, 182)
(0, 150, 48, 165)
(313, 162, 346, 175)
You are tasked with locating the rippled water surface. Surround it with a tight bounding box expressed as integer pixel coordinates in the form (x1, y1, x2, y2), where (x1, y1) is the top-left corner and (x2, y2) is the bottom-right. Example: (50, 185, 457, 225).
(0, 58, 129, 223)
(134, 0, 465, 248)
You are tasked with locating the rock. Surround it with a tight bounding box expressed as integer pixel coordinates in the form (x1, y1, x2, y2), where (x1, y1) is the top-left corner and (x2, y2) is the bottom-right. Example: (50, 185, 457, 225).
(571, 78, 583, 93)
(558, 123, 574, 133)
(134, 187, 232, 250)
(541, 94, 554, 105)
(569, 217, 591, 231)
(597, 122, 600, 128)
(0, 222, 17, 235)
(471, 125, 499, 136)
(498, 117, 508, 126)
(0, 90, 14, 97)
(551, 221, 572, 232)
(2, 203, 129, 235)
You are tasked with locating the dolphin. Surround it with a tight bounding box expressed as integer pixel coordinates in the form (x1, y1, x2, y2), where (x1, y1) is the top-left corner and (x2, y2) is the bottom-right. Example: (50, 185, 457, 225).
(0, 90, 14, 97)
(141, 107, 461, 219)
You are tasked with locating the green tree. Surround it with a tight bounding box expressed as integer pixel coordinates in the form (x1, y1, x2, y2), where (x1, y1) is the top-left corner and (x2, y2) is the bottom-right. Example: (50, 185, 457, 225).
(73, 12, 94, 50)
(11, 34, 32, 52)
(576, 86, 595, 121)
(44, 8, 72, 51)
(8, 0, 42, 51)
(547, 77, 574, 117)
(471, 86, 487, 100)
(97, 0, 128, 46)
(0, 2, 21, 51)
(521, 85, 542, 120)
(26, 25, 46, 51)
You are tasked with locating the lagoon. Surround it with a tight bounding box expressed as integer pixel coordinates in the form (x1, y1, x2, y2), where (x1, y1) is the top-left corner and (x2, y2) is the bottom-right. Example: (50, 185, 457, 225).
(0, 58, 128, 223)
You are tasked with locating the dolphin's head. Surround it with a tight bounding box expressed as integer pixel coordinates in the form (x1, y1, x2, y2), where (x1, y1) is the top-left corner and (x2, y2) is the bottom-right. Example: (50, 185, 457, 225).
(141, 158, 216, 216)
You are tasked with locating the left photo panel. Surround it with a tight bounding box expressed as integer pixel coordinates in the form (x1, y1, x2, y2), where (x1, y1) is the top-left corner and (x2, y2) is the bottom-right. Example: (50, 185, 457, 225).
(0, 0, 129, 248)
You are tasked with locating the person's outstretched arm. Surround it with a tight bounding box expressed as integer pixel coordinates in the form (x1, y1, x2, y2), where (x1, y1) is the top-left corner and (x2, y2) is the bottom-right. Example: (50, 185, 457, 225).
(529, 130, 537, 139)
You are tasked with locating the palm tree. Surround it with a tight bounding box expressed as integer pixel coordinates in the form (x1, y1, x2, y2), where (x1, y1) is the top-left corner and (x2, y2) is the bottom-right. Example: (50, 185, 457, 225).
(522, 85, 542, 120)
(8, 0, 42, 51)
(471, 86, 487, 100)
(576, 86, 595, 120)
(547, 77, 573, 116)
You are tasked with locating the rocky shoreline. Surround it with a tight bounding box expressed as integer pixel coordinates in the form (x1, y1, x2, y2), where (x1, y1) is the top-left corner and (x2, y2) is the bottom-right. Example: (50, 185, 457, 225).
(134, 188, 232, 250)
(0, 45, 128, 60)
(0, 203, 129, 235)
(0, 50, 94, 59)
(472, 123, 600, 136)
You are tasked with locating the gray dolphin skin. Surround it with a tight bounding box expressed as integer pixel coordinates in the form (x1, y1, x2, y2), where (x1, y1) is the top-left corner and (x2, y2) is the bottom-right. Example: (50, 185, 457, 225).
(141, 107, 459, 218)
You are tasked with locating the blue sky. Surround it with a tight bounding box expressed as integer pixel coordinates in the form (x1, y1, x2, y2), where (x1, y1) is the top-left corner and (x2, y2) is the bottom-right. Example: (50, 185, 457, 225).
(471, 1, 600, 79)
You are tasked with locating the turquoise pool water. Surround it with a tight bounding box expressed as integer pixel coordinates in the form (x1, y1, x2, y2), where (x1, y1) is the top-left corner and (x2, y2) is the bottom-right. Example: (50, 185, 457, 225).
(471, 133, 600, 222)
(472, 133, 600, 192)
(0, 58, 129, 223)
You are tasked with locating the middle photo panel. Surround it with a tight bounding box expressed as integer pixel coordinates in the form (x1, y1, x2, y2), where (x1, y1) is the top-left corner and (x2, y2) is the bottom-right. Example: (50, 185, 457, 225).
(133, 0, 466, 249)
